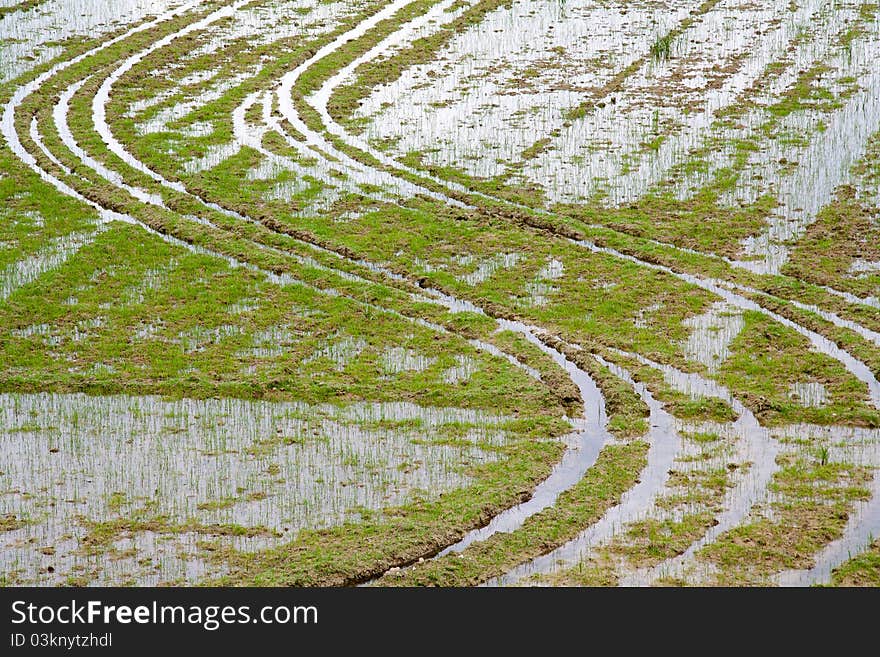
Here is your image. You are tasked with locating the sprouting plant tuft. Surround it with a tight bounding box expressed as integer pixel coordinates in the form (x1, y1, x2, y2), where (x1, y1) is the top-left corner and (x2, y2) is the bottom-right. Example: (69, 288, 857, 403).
(650, 34, 673, 61)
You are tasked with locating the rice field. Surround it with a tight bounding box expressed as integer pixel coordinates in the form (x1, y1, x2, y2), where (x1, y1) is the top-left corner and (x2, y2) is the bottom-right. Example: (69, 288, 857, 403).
(1, 0, 879, 587)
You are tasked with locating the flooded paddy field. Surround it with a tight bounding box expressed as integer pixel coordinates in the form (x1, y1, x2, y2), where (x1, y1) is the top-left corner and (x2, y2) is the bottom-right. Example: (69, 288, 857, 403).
(1, 0, 879, 587)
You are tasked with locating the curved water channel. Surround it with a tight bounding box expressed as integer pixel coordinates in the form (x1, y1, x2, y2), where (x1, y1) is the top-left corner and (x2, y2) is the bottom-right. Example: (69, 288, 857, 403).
(489, 352, 781, 587)
(5, 0, 880, 585)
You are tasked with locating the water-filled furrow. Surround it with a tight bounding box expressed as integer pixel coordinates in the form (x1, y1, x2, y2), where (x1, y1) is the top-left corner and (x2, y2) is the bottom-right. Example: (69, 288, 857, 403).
(48, 50, 464, 310)
(434, 321, 608, 556)
(95, 0, 415, 204)
(53, 82, 379, 291)
(55, 77, 165, 207)
(1, 0, 205, 196)
(613, 354, 781, 587)
(309, 0, 484, 196)
(90, 0, 254, 196)
(358, 327, 613, 586)
(577, 239, 880, 408)
(491, 351, 781, 587)
(485, 353, 683, 586)
(28, 115, 73, 176)
(726, 281, 880, 349)
(275, 0, 472, 207)
(232, 90, 396, 208)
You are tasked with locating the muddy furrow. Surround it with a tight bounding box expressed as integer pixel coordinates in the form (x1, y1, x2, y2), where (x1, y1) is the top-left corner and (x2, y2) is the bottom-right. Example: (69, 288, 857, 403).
(821, 285, 880, 312)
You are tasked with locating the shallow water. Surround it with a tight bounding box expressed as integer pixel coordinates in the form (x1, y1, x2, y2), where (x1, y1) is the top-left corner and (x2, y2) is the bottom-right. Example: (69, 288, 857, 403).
(357, 0, 701, 183)
(682, 301, 744, 373)
(0, 392, 513, 585)
(0, 0, 189, 82)
(0, 227, 102, 301)
(788, 381, 828, 408)
(731, 33, 880, 275)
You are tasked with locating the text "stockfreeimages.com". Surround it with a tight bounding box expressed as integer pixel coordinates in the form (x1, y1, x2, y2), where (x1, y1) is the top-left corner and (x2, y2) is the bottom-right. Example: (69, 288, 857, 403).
(10, 600, 317, 631)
